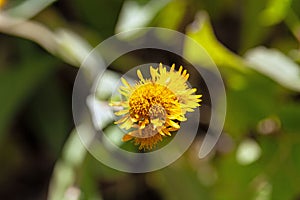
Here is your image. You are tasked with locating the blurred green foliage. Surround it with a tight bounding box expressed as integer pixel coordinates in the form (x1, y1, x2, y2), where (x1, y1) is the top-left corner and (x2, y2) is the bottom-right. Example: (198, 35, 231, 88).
(0, 0, 300, 200)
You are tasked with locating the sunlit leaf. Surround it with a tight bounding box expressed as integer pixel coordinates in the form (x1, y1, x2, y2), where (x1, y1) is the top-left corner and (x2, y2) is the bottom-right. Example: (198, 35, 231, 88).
(260, 0, 291, 26)
(185, 12, 247, 71)
(152, 0, 187, 30)
(55, 29, 94, 67)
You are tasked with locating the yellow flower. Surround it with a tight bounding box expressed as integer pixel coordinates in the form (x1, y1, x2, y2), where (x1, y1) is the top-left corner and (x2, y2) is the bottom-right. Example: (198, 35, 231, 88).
(0, 0, 6, 9)
(111, 63, 202, 150)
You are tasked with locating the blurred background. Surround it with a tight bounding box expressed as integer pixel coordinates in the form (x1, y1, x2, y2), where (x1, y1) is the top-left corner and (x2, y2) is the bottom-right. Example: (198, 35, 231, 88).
(1, 0, 300, 199)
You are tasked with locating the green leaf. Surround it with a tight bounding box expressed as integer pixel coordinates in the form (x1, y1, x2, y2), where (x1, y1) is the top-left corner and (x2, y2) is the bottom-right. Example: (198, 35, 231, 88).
(279, 103, 300, 133)
(260, 0, 291, 26)
(48, 129, 88, 200)
(26, 78, 71, 156)
(213, 150, 261, 200)
(185, 12, 247, 71)
(225, 71, 280, 137)
(239, 0, 269, 52)
(152, 0, 187, 30)
(0, 50, 58, 141)
(72, 0, 124, 38)
(151, 158, 211, 200)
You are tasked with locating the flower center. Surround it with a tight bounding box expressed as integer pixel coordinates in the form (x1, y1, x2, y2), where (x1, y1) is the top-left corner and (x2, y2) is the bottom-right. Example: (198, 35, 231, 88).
(149, 104, 166, 121)
(128, 83, 178, 122)
(131, 104, 168, 138)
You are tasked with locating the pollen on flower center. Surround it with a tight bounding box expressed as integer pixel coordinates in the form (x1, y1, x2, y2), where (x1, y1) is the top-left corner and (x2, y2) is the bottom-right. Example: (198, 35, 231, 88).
(149, 104, 166, 122)
(128, 83, 179, 122)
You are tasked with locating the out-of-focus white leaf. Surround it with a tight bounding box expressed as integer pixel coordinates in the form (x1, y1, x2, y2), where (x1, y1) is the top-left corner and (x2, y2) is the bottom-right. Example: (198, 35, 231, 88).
(55, 29, 93, 67)
(86, 69, 125, 130)
(48, 129, 87, 200)
(0, 16, 103, 72)
(245, 47, 300, 92)
(86, 96, 114, 131)
(115, 0, 171, 33)
(94, 70, 121, 100)
(6, 0, 57, 19)
(254, 180, 272, 200)
(236, 139, 261, 165)
(0, 14, 57, 53)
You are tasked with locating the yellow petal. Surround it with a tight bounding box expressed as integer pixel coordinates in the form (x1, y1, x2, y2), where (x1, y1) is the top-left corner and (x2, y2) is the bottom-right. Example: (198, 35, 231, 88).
(158, 130, 165, 136)
(120, 118, 133, 130)
(178, 66, 183, 73)
(167, 119, 180, 129)
(184, 73, 189, 80)
(118, 89, 129, 96)
(115, 115, 129, 124)
(122, 134, 133, 142)
(121, 77, 131, 88)
(162, 129, 171, 136)
(115, 109, 129, 116)
(150, 66, 157, 81)
(170, 64, 175, 72)
(137, 70, 145, 82)
(168, 127, 179, 132)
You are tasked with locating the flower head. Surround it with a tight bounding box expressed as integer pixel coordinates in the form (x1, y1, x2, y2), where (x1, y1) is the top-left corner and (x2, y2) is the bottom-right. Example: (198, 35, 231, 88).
(111, 63, 201, 150)
(0, 0, 6, 9)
